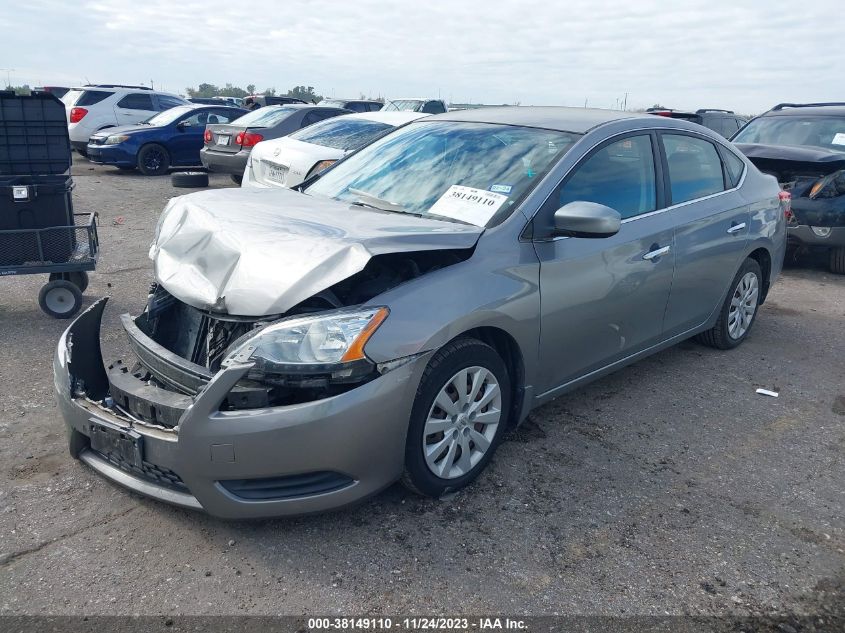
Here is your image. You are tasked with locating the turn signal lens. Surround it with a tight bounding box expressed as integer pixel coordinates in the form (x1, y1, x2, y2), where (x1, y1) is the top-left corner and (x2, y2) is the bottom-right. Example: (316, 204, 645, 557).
(204, 129, 212, 144)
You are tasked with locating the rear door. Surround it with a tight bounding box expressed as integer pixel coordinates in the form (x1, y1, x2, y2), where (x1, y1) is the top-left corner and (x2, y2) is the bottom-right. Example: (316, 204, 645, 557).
(659, 132, 750, 337)
(534, 132, 676, 391)
(114, 92, 157, 125)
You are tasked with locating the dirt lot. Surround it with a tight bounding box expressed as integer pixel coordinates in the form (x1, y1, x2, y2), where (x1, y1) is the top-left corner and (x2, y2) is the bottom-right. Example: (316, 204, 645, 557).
(0, 156, 843, 617)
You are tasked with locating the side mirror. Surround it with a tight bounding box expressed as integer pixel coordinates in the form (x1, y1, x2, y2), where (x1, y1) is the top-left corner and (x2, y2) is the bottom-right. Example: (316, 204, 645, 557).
(553, 201, 621, 238)
(176, 120, 191, 131)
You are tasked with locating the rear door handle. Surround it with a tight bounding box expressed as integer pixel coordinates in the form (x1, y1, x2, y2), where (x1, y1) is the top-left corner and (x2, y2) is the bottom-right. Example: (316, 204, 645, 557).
(643, 245, 671, 261)
(727, 222, 747, 234)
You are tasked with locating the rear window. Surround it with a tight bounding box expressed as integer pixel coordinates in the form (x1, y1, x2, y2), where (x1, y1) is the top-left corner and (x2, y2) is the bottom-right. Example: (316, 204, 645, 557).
(74, 90, 112, 107)
(232, 106, 298, 127)
(290, 117, 393, 150)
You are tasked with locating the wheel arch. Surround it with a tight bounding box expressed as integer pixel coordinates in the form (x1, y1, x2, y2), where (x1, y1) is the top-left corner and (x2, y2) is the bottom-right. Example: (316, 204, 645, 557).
(746, 246, 772, 303)
(448, 326, 526, 429)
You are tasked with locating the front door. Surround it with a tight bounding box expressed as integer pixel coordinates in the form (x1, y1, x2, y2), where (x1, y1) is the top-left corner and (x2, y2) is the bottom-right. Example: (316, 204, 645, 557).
(533, 133, 675, 393)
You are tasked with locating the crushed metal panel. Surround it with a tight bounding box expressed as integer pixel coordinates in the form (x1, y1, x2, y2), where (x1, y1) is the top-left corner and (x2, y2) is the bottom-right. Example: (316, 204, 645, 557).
(149, 187, 482, 316)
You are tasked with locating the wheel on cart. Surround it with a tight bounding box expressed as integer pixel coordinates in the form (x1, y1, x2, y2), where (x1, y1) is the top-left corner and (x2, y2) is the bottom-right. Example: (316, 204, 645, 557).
(38, 280, 83, 319)
(49, 271, 89, 293)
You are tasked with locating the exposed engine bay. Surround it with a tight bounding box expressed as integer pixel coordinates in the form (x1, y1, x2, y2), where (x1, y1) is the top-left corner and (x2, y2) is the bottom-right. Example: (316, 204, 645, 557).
(113, 249, 469, 424)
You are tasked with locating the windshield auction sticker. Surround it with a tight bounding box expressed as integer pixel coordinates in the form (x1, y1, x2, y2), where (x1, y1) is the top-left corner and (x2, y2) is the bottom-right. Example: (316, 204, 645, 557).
(429, 185, 509, 226)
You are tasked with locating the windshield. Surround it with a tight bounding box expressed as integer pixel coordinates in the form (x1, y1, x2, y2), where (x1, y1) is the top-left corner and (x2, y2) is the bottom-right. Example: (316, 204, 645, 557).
(143, 105, 195, 126)
(304, 121, 580, 226)
(290, 117, 392, 151)
(383, 99, 424, 112)
(733, 115, 845, 153)
(231, 105, 298, 127)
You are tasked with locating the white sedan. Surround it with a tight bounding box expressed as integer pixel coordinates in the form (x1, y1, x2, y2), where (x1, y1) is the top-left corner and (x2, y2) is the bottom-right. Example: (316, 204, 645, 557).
(242, 111, 428, 189)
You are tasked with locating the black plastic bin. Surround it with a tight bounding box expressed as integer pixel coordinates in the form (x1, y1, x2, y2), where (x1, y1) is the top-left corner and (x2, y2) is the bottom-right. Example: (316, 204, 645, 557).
(0, 90, 75, 266)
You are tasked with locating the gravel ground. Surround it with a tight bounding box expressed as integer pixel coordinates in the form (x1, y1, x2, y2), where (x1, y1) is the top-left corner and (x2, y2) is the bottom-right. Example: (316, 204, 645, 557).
(0, 156, 843, 618)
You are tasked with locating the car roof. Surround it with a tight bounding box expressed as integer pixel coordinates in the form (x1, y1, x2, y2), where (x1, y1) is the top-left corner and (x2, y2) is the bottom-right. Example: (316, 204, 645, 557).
(427, 106, 644, 133)
(345, 111, 429, 125)
(762, 104, 845, 117)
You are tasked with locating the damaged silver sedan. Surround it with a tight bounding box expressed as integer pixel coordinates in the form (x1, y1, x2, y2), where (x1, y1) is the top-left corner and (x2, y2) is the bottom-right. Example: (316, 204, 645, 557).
(55, 107, 786, 518)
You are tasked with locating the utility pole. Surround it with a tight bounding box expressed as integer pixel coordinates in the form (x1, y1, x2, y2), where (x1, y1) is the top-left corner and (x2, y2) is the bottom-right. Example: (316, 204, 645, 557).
(0, 68, 15, 89)
(623, 92, 628, 111)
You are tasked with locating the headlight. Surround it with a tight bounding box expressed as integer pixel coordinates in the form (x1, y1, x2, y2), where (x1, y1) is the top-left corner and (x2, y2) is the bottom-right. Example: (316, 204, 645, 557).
(223, 307, 388, 376)
(104, 134, 130, 145)
(809, 170, 845, 199)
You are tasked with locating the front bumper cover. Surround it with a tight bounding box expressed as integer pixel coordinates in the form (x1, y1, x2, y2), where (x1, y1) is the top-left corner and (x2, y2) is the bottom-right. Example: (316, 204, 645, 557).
(54, 299, 425, 518)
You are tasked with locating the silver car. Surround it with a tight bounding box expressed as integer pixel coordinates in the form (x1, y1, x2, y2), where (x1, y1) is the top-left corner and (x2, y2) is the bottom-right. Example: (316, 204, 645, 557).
(54, 107, 786, 518)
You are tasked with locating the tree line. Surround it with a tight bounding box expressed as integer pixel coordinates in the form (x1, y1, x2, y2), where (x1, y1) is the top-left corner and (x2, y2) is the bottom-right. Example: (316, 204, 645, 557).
(185, 84, 325, 103)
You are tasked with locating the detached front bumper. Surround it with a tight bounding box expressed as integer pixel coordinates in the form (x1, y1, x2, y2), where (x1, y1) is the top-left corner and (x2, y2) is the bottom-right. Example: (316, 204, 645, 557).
(54, 299, 424, 518)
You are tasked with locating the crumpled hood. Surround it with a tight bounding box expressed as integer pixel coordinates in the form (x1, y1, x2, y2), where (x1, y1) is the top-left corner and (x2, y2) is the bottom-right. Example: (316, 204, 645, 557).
(735, 143, 845, 178)
(149, 187, 483, 316)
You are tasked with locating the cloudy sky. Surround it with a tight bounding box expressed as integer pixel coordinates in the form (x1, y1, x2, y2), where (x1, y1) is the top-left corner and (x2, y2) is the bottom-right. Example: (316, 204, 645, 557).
(2, 0, 843, 114)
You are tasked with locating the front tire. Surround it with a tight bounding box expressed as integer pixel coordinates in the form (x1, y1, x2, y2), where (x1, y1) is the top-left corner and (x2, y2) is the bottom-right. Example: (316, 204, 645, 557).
(830, 246, 845, 275)
(697, 258, 762, 350)
(137, 143, 170, 176)
(401, 337, 511, 497)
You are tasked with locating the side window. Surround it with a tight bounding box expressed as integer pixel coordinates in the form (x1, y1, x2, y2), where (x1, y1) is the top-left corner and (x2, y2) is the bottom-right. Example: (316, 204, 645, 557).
(663, 134, 726, 204)
(368, 103, 382, 112)
(76, 90, 112, 106)
(554, 135, 657, 220)
(422, 100, 446, 114)
(346, 102, 366, 113)
(157, 95, 186, 111)
(302, 109, 340, 127)
(117, 93, 155, 111)
(203, 109, 235, 125)
(722, 149, 745, 187)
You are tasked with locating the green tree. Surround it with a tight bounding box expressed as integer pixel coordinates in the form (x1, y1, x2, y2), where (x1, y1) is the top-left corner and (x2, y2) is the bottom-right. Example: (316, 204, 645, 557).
(246, 84, 256, 94)
(186, 83, 220, 98)
(219, 83, 247, 98)
(286, 85, 322, 103)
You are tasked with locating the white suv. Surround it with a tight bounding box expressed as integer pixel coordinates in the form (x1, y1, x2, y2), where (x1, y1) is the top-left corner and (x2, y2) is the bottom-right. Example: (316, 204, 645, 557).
(61, 85, 189, 155)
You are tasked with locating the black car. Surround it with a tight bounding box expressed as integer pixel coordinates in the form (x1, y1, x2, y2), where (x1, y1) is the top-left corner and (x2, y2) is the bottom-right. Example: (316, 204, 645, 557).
(245, 95, 307, 108)
(318, 98, 383, 113)
(732, 102, 845, 274)
(647, 108, 747, 138)
(200, 104, 351, 183)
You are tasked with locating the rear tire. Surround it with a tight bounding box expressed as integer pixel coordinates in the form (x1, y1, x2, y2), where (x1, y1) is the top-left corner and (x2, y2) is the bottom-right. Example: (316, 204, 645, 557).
(171, 171, 210, 188)
(401, 337, 511, 497)
(137, 143, 170, 176)
(39, 280, 83, 319)
(830, 246, 845, 275)
(696, 258, 762, 350)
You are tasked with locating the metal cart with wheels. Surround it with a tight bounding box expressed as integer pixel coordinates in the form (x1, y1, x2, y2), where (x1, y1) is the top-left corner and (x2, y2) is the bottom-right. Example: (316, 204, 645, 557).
(0, 212, 99, 318)
(1, 89, 99, 318)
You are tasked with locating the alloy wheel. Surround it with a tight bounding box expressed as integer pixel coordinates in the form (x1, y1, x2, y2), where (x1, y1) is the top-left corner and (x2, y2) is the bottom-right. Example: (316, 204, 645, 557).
(423, 366, 502, 479)
(728, 271, 759, 339)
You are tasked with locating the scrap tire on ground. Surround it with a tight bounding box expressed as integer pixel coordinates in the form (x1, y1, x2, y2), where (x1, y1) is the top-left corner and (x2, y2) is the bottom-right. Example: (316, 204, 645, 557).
(230, 174, 243, 185)
(38, 280, 83, 319)
(696, 257, 762, 350)
(49, 271, 89, 293)
(171, 171, 209, 188)
(401, 337, 511, 498)
(830, 247, 845, 274)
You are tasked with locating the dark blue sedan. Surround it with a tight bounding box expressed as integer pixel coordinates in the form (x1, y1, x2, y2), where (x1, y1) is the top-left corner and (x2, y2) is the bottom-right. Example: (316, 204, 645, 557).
(86, 104, 247, 175)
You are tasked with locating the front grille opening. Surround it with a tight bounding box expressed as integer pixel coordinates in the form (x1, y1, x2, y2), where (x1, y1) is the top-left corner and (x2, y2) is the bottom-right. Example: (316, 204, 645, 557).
(90, 447, 188, 493)
(218, 471, 354, 501)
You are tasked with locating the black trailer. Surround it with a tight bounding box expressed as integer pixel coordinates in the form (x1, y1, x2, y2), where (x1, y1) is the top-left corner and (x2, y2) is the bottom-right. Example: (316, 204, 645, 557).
(0, 90, 99, 318)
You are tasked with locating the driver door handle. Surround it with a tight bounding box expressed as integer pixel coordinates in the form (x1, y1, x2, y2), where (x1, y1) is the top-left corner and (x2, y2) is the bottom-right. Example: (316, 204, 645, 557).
(643, 245, 671, 261)
(727, 222, 747, 234)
